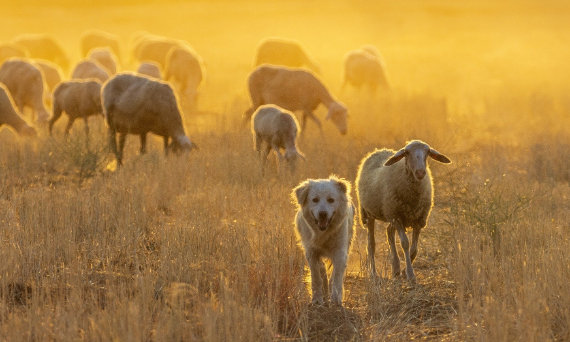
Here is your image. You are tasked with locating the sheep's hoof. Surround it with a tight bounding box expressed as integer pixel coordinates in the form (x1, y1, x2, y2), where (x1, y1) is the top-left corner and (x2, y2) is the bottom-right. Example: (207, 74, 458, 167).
(311, 297, 324, 306)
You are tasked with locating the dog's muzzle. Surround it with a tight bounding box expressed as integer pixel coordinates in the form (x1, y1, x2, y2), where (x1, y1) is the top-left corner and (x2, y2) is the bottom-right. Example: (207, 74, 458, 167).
(316, 211, 330, 231)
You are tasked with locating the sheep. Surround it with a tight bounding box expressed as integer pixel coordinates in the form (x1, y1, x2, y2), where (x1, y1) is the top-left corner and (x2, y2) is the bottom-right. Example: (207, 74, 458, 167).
(102, 73, 196, 165)
(251, 104, 305, 174)
(12, 34, 69, 70)
(163, 45, 204, 111)
(245, 65, 348, 135)
(35, 60, 63, 94)
(342, 46, 389, 93)
(0, 84, 36, 137)
(136, 62, 162, 79)
(80, 30, 121, 62)
(87, 47, 118, 75)
(0, 43, 28, 64)
(0, 58, 50, 123)
(71, 60, 110, 83)
(133, 35, 182, 68)
(49, 80, 102, 138)
(355, 140, 451, 282)
(255, 37, 320, 74)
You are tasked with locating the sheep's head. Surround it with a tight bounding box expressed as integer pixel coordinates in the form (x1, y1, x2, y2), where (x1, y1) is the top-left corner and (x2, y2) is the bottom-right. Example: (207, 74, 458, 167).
(284, 149, 305, 173)
(168, 135, 197, 154)
(384, 140, 451, 181)
(326, 102, 348, 135)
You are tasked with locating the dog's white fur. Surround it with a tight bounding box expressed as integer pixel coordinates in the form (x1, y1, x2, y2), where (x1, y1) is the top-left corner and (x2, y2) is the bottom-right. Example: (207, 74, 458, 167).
(292, 175, 354, 305)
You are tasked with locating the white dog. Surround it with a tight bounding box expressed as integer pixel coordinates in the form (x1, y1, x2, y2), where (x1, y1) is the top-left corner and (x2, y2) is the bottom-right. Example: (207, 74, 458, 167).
(292, 175, 355, 305)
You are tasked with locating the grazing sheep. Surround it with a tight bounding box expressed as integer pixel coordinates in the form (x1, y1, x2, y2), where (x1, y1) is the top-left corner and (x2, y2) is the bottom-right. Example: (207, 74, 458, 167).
(292, 175, 355, 305)
(0, 84, 36, 137)
(133, 35, 182, 68)
(80, 30, 121, 61)
(0, 59, 50, 123)
(355, 140, 452, 282)
(163, 45, 204, 111)
(49, 80, 102, 137)
(87, 47, 118, 75)
(12, 34, 69, 70)
(102, 73, 196, 165)
(255, 38, 320, 74)
(342, 46, 389, 93)
(251, 104, 305, 174)
(71, 60, 110, 83)
(136, 62, 161, 79)
(245, 65, 348, 135)
(0, 43, 28, 64)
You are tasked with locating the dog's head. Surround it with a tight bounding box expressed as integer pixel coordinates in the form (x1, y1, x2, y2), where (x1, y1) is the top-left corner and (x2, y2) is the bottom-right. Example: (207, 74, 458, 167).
(292, 175, 351, 231)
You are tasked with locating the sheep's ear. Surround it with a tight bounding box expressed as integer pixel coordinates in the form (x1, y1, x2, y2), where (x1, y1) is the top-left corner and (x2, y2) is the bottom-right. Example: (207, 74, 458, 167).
(429, 148, 451, 163)
(384, 149, 406, 166)
(292, 181, 310, 205)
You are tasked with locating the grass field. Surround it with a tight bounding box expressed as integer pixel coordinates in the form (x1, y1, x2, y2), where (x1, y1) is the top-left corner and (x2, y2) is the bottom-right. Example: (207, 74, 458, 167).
(0, 0, 569, 340)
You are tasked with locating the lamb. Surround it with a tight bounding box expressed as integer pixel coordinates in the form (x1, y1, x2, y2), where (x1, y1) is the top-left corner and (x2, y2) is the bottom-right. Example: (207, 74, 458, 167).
(71, 60, 110, 83)
(355, 140, 451, 282)
(0, 59, 50, 123)
(102, 73, 196, 165)
(163, 45, 204, 111)
(251, 104, 305, 174)
(245, 65, 348, 135)
(87, 47, 118, 75)
(342, 46, 389, 93)
(12, 34, 69, 70)
(80, 30, 121, 61)
(136, 62, 162, 79)
(0, 84, 36, 137)
(49, 80, 102, 137)
(254, 38, 320, 74)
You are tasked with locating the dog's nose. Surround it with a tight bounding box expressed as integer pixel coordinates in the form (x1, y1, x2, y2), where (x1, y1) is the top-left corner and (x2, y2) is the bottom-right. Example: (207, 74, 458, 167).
(318, 211, 328, 220)
(415, 169, 426, 180)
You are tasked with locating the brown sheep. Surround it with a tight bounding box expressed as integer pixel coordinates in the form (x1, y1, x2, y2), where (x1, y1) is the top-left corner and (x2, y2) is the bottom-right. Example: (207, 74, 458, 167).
(102, 73, 196, 165)
(49, 80, 102, 137)
(87, 47, 118, 75)
(0, 59, 50, 123)
(0, 84, 36, 137)
(245, 65, 348, 135)
(71, 60, 110, 83)
(163, 45, 204, 111)
(12, 34, 69, 70)
(254, 37, 320, 74)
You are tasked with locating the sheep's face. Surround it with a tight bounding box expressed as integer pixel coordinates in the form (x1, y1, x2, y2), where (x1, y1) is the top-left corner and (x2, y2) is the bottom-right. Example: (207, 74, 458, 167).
(168, 135, 196, 154)
(284, 149, 304, 173)
(326, 102, 348, 135)
(384, 140, 452, 181)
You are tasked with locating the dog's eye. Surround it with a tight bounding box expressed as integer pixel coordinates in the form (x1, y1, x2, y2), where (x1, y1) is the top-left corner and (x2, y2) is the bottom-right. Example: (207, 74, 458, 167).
(312, 197, 319, 203)
(327, 198, 335, 203)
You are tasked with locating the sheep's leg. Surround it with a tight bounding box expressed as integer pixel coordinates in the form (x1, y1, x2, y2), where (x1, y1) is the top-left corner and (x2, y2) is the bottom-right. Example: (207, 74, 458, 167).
(306, 252, 326, 305)
(117, 133, 127, 165)
(260, 144, 271, 175)
(330, 249, 348, 305)
(410, 227, 421, 263)
(48, 104, 62, 135)
(387, 223, 401, 277)
(140, 134, 147, 154)
(304, 111, 322, 132)
(109, 128, 118, 156)
(83, 117, 89, 138)
(64, 117, 76, 136)
(163, 136, 169, 154)
(367, 218, 379, 279)
(396, 223, 416, 282)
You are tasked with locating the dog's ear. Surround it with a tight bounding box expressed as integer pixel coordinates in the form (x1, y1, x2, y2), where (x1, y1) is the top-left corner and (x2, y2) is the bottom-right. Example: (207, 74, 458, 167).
(329, 175, 350, 194)
(292, 181, 310, 206)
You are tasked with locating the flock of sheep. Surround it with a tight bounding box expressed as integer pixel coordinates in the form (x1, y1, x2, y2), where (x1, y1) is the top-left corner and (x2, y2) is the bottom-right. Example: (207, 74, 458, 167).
(0, 31, 452, 306)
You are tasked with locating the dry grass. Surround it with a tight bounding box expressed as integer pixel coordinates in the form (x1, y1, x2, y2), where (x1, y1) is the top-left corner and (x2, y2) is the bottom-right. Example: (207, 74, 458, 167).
(1, 0, 569, 341)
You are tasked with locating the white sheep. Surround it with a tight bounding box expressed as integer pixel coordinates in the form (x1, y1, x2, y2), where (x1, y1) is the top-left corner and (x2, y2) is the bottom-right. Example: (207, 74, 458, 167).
(71, 60, 110, 83)
(251, 104, 305, 174)
(163, 45, 204, 111)
(87, 47, 118, 75)
(80, 30, 121, 62)
(0, 58, 50, 123)
(49, 80, 102, 137)
(136, 62, 161, 79)
(245, 65, 348, 135)
(342, 46, 389, 93)
(12, 34, 69, 70)
(254, 37, 320, 74)
(102, 73, 196, 165)
(0, 84, 36, 137)
(355, 140, 451, 282)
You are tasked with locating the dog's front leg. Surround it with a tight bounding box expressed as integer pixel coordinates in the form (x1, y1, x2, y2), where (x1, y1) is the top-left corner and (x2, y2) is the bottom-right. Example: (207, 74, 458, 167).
(307, 252, 325, 305)
(329, 250, 348, 306)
